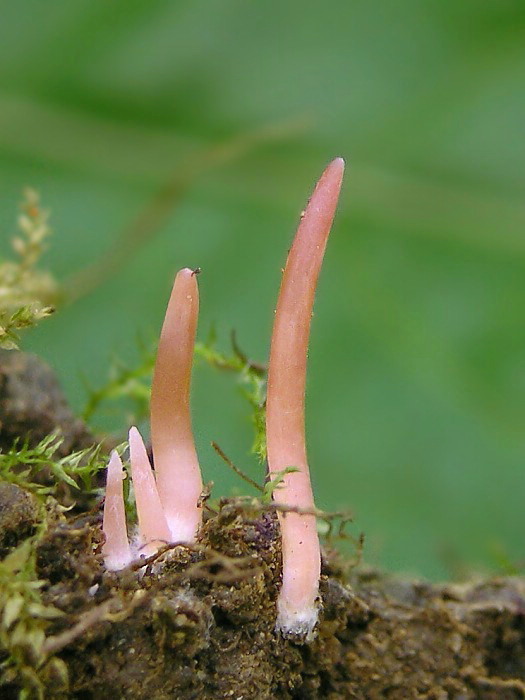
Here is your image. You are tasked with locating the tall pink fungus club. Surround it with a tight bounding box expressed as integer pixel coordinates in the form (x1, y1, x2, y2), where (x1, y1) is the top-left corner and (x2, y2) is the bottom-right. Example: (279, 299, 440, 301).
(266, 157, 345, 640)
(102, 268, 202, 569)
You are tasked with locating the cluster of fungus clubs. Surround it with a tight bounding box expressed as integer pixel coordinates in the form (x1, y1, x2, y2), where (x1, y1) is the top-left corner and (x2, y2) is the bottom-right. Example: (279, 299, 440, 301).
(102, 157, 346, 642)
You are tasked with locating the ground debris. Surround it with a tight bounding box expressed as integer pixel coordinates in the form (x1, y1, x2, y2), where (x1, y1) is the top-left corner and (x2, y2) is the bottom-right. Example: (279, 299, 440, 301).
(0, 493, 524, 699)
(1, 352, 524, 697)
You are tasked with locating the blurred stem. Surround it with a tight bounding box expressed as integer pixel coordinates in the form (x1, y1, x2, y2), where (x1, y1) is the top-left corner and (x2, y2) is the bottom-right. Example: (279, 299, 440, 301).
(64, 115, 311, 303)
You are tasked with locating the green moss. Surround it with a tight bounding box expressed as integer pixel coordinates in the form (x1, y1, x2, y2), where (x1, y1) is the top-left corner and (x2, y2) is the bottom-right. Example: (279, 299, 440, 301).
(0, 433, 106, 501)
(0, 190, 59, 350)
(0, 521, 65, 699)
(83, 329, 268, 463)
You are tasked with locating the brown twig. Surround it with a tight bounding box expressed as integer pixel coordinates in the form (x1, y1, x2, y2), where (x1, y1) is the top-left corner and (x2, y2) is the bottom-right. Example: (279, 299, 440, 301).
(43, 589, 148, 657)
(211, 441, 264, 493)
(65, 116, 311, 302)
(230, 330, 267, 375)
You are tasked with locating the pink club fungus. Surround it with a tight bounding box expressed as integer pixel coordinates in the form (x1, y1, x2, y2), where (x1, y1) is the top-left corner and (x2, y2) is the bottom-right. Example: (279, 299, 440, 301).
(150, 267, 202, 542)
(101, 161, 345, 642)
(101, 450, 132, 571)
(266, 157, 345, 640)
(129, 426, 171, 556)
(102, 267, 203, 569)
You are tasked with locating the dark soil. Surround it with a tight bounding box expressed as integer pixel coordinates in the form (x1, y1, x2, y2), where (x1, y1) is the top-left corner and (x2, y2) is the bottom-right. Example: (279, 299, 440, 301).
(1, 351, 524, 699)
(0, 484, 524, 699)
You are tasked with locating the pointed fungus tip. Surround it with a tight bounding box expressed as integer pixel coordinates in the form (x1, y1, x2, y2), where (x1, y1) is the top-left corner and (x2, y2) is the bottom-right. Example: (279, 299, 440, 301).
(128, 426, 143, 457)
(128, 425, 151, 486)
(107, 449, 123, 474)
(325, 156, 345, 181)
(128, 426, 154, 475)
(309, 157, 345, 213)
(106, 450, 126, 490)
(178, 267, 197, 279)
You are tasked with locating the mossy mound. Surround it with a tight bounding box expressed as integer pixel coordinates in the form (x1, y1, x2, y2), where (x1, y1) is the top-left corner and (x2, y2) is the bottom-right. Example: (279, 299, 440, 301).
(1, 351, 524, 698)
(1, 486, 524, 699)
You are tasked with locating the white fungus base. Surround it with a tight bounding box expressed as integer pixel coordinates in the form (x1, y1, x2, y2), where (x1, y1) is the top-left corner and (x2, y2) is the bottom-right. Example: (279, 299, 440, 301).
(103, 552, 133, 572)
(165, 512, 200, 545)
(276, 598, 320, 643)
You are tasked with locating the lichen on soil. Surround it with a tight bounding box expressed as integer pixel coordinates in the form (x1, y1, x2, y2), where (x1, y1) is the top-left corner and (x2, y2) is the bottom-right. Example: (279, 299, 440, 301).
(1, 352, 525, 699)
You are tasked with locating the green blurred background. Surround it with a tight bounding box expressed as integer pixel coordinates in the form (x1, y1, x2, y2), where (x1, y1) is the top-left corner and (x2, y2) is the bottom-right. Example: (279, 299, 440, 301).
(1, 0, 524, 580)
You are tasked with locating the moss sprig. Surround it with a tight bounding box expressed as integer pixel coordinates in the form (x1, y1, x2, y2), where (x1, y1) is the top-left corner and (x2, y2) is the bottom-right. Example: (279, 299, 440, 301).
(0, 189, 59, 350)
(83, 330, 268, 462)
(0, 433, 106, 499)
(0, 537, 67, 699)
(81, 340, 155, 424)
(195, 329, 267, 462)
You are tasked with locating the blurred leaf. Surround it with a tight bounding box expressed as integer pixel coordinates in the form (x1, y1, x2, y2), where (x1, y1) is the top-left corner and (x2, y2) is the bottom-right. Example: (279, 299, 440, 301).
(1, 0, 525, 581)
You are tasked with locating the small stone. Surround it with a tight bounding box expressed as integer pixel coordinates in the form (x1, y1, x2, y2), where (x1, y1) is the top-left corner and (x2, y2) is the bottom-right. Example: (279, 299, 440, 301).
(0, 482, 39, 557)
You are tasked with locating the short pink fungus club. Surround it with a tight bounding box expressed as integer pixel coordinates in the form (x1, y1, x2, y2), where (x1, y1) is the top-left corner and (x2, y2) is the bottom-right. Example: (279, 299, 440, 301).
(102, 159, 346, 641)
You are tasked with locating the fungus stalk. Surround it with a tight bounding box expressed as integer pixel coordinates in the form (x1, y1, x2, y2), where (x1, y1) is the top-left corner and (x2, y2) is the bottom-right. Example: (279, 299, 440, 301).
(150, 267, 202, 542)
(266, 157, 345, 639)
